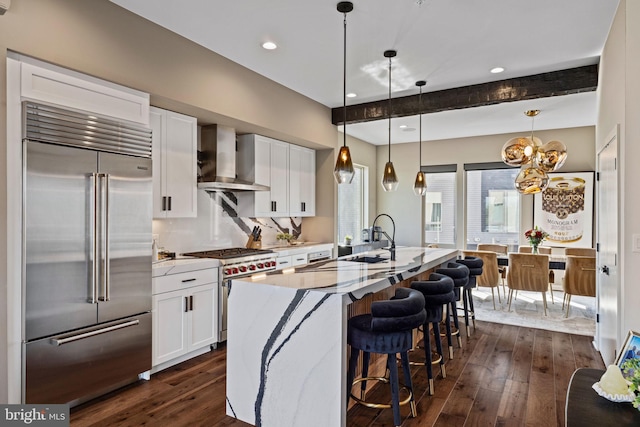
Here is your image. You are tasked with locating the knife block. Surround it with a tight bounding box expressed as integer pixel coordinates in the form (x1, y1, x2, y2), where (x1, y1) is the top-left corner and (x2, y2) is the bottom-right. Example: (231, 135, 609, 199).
(246, 235, 262, 249)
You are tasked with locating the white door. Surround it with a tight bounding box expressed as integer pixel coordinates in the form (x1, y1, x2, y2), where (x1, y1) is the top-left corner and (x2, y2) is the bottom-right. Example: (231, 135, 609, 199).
(596, 127, 619, 365)
(188, 284, 217, 349)
(153, 289, 188, 366)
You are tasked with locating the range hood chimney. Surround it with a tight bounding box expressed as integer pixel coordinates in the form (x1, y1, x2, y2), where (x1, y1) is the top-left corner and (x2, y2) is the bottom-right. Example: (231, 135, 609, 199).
(198, 125, 270, 192)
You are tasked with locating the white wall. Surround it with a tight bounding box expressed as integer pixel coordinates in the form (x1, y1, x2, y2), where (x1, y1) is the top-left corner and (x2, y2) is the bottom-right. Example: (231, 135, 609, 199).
(597, 0, 640, 359)
(0, 0, 339, 403)
(377, 126, 596, 248)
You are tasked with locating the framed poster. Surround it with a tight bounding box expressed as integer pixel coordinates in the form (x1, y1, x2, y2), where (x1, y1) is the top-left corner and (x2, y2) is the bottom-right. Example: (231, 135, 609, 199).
(614, 330, 640, 378)
(533, 172, 594, 248)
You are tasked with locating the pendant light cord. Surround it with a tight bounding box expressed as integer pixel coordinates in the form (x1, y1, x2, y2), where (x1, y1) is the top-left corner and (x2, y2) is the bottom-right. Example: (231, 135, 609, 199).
(342, 11, 347, 149)
(388, 56, 392, 163)
(530, 114, 535, 141)
(419, 86, 422, 167)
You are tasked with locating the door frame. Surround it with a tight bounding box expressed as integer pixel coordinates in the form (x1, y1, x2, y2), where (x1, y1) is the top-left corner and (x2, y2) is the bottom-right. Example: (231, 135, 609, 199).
(595, 125, 620, 361)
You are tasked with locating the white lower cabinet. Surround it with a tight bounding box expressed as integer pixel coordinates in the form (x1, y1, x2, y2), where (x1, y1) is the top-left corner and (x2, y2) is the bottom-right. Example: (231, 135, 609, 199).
(292, 253, 308, 266)
(275, 256, 292, 270)
(152, 269, 218, 370)
(275, 254, 311, 270)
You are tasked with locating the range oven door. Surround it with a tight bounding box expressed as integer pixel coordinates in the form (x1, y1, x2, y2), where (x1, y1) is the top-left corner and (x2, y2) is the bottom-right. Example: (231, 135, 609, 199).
(219, 280, 228, 342)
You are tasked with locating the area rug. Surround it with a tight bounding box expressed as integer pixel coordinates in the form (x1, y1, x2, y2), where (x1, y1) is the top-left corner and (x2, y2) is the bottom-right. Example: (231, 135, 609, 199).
(470, 283, 596, 336)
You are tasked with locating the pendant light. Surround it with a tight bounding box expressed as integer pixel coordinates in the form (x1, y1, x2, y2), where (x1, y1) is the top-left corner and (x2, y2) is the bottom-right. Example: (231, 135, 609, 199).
(333, 1, 355, 185)
(381, 50, 399, 192)
(413, 80, 427, 196)
(501, 110, 567, 194)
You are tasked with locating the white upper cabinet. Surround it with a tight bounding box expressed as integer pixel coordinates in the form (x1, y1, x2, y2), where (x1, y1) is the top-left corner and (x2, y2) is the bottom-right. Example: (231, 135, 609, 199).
(289, 145, 316, 217)
(150, 107, 197, 218)
(20, 61, 150, 125)
(237, 134, 289, 217)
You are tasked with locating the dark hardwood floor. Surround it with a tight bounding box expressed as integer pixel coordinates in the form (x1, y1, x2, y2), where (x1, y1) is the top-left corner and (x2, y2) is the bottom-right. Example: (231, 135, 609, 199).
(70, 320, 604, 427)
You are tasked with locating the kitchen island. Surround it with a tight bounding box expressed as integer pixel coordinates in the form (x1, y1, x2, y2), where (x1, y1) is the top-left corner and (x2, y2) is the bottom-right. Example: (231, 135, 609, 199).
(226, 246, 458, 427)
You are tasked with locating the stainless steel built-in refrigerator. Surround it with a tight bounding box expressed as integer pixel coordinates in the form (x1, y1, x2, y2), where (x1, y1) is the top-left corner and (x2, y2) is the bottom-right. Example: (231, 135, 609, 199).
(22, 102, 153, 405)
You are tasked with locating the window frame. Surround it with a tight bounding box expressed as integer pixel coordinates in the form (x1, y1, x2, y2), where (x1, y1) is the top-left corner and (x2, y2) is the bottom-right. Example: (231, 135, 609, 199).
(464, 162, 521, 251)
(337, 163, 368, 244)
(422, 164, 457, 248)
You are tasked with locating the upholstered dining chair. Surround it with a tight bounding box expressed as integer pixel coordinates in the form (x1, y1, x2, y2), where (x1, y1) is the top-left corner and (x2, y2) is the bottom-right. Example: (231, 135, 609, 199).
(563, 255, 596, 317)
(565, 248, 596, 257)
(462, 250, 501, 310)
(506, 253, 550, 316)
(518, 245, 555, 303)
(477, 243, 508, 295)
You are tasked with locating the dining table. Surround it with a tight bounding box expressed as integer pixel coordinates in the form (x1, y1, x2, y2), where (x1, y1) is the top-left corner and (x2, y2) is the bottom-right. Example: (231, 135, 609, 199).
(497, 254, 567, 270)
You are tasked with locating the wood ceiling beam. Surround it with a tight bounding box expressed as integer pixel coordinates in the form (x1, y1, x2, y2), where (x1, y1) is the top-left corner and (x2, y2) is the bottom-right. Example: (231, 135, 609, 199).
(331, 64, 598, 125)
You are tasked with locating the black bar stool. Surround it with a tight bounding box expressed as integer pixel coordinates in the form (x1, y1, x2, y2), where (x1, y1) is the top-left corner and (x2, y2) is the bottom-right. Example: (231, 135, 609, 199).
(455, 256, 483, 335)
(347, 288, 426, 427)
(436, 262, 470, 349)
(411, 273, 455, 395)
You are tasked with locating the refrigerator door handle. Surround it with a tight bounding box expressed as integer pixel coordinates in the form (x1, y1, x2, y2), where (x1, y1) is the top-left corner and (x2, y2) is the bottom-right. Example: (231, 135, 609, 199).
(98, 173, 110, 302)
(49, 319, 140, 346)
(89, 173, 98, 304)
(104, 174, 110, 302)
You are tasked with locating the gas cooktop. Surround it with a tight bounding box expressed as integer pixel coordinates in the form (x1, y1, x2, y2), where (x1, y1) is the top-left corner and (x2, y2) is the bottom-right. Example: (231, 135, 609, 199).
(182, 248, 273, 260)
(183, 248, 277, 279)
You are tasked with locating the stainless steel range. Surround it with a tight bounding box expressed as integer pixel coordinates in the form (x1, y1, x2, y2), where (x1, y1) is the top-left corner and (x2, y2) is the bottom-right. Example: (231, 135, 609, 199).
(182, 248, 277, 342)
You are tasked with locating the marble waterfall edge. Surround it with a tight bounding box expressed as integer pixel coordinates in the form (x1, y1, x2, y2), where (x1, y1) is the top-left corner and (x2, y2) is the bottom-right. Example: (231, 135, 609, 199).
(226, 281, 343, 426)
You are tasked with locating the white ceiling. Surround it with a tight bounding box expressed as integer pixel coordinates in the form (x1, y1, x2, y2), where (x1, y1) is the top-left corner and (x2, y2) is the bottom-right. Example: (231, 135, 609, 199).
(110, 0, 619, 145)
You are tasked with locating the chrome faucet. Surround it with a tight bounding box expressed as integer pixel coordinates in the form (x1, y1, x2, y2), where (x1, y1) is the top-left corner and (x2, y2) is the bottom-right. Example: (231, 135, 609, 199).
(371, 213, 396, 261)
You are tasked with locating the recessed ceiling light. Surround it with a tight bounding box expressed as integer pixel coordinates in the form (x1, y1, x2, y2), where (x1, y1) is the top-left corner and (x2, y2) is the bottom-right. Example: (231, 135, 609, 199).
(262, 41, 277, 50)
(346, 92, 357, 98)
(490, 67, 505, 74)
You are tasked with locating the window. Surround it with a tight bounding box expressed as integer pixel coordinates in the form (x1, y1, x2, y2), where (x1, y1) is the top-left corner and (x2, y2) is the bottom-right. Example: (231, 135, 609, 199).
(465, 165, 520, 250)
(486, 190, 519, 232)
(425, 192, 442, 232)
(337, 164, 368, 243)
(423, 167, 456, 246)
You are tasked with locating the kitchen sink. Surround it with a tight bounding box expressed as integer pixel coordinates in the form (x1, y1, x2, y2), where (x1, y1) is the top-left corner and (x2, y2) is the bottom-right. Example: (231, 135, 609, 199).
(346, 256, 389, 264)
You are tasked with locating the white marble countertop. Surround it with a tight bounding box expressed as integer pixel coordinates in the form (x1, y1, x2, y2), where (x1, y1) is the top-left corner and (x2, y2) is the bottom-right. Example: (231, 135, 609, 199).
(152, 257, 220, 277)
(226, 246, 459, 426)
(234, 246, 458, 298)
(260, 241, 334, 256)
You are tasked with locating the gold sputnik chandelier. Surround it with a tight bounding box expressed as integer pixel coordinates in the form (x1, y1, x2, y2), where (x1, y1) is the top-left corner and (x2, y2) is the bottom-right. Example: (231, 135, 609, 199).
(501, 110, 568, 194)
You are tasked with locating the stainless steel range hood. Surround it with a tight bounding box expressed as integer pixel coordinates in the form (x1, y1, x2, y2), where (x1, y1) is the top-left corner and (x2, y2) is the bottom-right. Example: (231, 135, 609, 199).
(198, 124, 270, 192)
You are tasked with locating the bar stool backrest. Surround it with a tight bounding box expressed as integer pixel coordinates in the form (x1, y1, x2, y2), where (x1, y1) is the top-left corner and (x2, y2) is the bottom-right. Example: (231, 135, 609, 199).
(370, 288, 426, 332)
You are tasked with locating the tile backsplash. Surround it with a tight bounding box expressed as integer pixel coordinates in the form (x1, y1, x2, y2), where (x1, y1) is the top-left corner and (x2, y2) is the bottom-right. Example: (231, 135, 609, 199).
(153, 190, 302, 254)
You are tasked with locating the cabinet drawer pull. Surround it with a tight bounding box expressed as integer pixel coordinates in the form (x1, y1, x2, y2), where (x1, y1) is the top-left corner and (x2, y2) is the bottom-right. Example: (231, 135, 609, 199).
(189, 295, 194, 311)
(168, 196, 172, 211)
(181, 278, 196, 283)
(279, 261, 289, 265)
(162, 196, 167, 211)
(185, 296, 189, 312)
